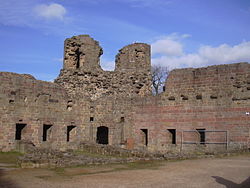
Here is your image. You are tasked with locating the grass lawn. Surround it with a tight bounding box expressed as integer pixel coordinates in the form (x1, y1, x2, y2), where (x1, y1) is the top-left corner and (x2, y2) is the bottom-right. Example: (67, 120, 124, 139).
(0, 151, 23, 164)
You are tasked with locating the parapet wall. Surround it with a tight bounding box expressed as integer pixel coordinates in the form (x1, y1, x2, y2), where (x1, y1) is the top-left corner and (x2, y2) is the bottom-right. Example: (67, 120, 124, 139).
(164, 63, 250, 106)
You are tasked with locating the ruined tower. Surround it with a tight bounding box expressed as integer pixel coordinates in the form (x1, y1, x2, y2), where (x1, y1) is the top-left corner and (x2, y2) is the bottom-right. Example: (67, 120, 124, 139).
(115, 43, 151, 72)
(63, 35, 103, 71)
(55, 35, 152, 99)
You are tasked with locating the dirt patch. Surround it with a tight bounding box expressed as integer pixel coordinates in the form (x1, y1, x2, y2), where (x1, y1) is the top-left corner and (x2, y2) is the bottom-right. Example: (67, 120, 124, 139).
(1, 154, 250, 188)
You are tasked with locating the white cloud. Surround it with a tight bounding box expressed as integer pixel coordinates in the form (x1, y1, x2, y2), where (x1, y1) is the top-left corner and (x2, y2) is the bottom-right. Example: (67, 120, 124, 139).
(152, 40, 250, 69)
(34, 3, 66, 21)
(151, 37, 183, 56)
(198, 42, 250, 63)
(151, 33, 190, 56)
(0, 1, 75, 36)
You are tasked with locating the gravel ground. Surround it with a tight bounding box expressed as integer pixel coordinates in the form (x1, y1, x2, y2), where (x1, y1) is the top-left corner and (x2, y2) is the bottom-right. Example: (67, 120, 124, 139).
(0, 154, 249, 188)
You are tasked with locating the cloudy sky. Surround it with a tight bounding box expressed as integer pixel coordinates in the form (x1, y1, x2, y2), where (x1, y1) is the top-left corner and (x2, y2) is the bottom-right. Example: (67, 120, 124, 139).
(0, 0, 250, 81)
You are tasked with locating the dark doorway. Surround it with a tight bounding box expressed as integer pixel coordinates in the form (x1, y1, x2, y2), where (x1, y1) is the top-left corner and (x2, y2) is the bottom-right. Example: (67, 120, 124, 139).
(140, 129, 148, 146)
(42, 124, 53, 141)
(197, 129, 206, 144)
(67, 125, 76, 142)
(167, 129, 176, 144)
(15, 124, 26, 140)
(96, 126, 109, 144)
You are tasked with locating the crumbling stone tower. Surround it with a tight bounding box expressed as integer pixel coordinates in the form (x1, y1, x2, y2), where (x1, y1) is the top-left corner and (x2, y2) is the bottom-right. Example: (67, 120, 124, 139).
(115, 43, 151, 72)
(55, 35, 152, 100)
(63, 35, 103, 71)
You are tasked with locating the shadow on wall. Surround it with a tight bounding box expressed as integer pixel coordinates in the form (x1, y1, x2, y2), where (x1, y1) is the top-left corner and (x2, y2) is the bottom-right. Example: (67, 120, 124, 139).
(212, 176, 250, 188)
(0, 169, 19, 188)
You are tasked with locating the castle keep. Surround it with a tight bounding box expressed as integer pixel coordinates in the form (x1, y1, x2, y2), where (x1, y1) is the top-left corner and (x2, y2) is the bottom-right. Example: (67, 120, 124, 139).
(0, 35, 249, 153)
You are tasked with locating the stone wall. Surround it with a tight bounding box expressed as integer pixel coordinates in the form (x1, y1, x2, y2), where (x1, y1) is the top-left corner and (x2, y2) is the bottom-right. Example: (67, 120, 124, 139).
(165, 63, 250, 104)
(132, 63, 250, 153)
(0, 72, 91, 151)
(0, 34, 249, 155)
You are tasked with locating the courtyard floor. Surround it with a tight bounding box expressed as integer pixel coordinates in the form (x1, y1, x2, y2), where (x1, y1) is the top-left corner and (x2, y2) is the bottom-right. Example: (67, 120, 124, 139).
(0, 153, 250, 188)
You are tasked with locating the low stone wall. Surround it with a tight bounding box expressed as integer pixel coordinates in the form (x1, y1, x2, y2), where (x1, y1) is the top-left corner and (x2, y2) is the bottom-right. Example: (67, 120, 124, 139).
(17, 142, 250, 168)
(78, 142, 164, 158)
(18, 148, 138, 168)
(18, 143, 165, 168)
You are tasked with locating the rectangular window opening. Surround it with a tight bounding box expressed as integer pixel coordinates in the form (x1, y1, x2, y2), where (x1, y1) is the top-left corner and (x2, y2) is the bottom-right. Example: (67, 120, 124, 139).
(9, 99, 15, 104)
(168, 96, 175, 101)
(196, 95, 202, 100)
(140, 129, 148, 146)
(120, 117, 125, 122)
(90, 117, 94, 122)
(67, 125, 76, 142)
(15, 124, 27, 140)
(42, 124, 53, 141)
(196, 129, 205, 144)
(210, 95, 217, 99)
(167, 129, 176, 144)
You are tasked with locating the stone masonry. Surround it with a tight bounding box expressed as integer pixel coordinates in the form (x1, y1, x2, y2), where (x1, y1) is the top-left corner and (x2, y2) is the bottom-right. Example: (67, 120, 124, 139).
(55, 35, 152, 100)
(0, 35, 249, 154)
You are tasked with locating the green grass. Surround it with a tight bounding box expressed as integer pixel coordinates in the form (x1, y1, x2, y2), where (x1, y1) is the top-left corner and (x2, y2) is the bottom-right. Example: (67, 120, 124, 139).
(0, 151, 23, 164)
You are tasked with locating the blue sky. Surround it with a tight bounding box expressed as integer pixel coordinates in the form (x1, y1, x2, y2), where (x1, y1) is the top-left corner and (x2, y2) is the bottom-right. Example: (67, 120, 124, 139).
(0, 0, 250, 81)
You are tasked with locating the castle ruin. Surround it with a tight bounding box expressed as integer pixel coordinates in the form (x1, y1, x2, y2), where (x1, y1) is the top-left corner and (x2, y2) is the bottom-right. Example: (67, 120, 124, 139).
(0, 35, 249, 154)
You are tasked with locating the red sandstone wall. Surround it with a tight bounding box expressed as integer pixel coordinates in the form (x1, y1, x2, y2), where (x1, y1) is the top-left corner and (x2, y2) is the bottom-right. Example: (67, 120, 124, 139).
(133, 102, 249, 152)
(132, 63, 250, 152)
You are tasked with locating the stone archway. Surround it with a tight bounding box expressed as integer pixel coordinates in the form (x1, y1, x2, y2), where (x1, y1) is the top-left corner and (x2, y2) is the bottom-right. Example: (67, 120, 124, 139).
(96, 126, 109, 144)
